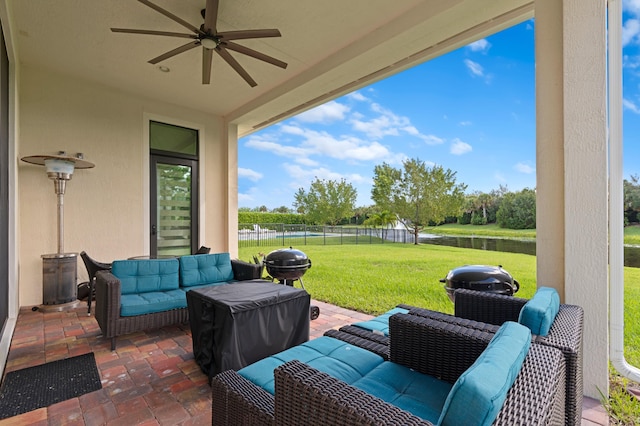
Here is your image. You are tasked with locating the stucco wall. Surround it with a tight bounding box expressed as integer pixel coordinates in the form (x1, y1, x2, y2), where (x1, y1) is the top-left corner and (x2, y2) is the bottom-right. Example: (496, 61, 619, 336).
(17, 66, 226, 307)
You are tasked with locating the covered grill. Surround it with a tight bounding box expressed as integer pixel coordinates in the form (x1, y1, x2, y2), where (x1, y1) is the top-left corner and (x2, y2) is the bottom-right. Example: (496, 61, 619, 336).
(440, 264, 519, 302)
(265, 247, 318, 320)
(265, 247, 312, 283)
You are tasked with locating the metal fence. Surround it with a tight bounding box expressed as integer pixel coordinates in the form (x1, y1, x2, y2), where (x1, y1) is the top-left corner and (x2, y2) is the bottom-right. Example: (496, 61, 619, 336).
(238, 223, 415, 248)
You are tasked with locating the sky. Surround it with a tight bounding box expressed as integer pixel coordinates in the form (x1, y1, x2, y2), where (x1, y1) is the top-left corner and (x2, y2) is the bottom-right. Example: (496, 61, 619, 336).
(237, 7, 640, 211)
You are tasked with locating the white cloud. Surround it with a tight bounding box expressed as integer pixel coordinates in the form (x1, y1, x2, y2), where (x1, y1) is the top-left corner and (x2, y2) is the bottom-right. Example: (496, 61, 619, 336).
(623, 19, 640, 46)
(238, 192, 253, 203)
(238, 167, 263, 182)
(464, 59, 484, 77)
(624, 98, 640, 113)
(295, 157, 319, 167)
(244, 135, 312, 158)
(247, 125, 393, 163)
(514, 162, 535, 174)
(450, 138, 472, 155)
(623, 54, 640, 69)
(295, 101, 350, 123)
(467, 39, 491, 53)
(299, 128, 392, 161)
(238, 187, 259, 204)
(419, 134, 445, 145)
(459, 121, 472, 126)
(347, 91, 369, 102)
(625, 0, 640, 15)
(349, 102, 444, 145)
(283, 164, 367, 191)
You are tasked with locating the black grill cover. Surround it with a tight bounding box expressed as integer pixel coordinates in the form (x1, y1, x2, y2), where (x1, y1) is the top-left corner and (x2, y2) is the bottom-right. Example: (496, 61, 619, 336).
(186, 281, 310, 379)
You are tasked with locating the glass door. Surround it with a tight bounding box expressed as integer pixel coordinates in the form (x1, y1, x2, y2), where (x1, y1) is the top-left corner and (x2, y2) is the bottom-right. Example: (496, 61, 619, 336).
(150, 156, 198, 256)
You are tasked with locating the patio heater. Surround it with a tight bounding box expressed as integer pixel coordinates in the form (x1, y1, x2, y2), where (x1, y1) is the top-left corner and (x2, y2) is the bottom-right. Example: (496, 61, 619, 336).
(21, 152, 95, 311)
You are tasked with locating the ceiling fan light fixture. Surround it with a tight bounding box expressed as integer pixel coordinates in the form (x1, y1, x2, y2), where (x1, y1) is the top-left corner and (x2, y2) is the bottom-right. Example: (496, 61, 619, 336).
(112, 0, 287, 86)
(200, 37, 219, 50)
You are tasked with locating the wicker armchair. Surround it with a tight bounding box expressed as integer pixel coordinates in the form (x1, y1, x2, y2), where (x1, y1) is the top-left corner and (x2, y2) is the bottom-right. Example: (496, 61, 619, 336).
(211, 314, 566, 425)
(80, 251, 112, 316)
(336, 288, 584, 426)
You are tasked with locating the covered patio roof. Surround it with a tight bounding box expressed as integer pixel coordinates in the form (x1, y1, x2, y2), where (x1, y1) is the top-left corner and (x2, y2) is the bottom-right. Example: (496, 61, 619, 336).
(5, 0, 532, 135)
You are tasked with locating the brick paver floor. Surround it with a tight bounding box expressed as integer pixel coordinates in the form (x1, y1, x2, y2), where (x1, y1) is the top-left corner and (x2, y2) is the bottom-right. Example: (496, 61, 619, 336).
(0, 299, 608, 425)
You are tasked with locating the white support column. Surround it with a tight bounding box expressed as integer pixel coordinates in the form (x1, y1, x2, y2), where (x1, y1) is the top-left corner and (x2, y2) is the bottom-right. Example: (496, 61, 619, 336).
(535, 0, 609, 398)
(226, 122, 239, 258)
(535, 0, 565, 297)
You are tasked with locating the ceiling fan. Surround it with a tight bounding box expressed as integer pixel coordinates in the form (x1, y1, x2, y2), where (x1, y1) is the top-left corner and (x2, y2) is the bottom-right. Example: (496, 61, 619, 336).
(111, 0, 287, 87)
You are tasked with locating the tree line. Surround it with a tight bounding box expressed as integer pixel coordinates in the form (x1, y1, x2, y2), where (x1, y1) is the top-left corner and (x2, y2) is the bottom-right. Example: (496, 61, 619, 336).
(625, 175, 640, 225)
(243, 168, 640, 232)
(241, 158, 547, 240)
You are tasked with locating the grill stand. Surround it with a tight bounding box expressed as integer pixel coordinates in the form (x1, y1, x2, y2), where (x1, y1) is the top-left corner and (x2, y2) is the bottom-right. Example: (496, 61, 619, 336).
(274, 277, 319, 321)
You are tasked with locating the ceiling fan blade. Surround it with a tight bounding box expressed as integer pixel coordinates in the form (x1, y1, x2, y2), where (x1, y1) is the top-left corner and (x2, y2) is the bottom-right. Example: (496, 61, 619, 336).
(148, 41, 200, 64)
(217, 29, 281, 41)
(202, 48, 213, 85)
(215, 47, 257, 87)
(203, 0, 219, 33)
(137, 0, 203, 35)
(224, 41, 287, 69)
(111, 28, 197, 39)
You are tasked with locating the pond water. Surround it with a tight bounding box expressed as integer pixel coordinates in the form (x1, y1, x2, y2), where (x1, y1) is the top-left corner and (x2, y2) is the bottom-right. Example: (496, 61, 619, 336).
(418, 234, 640, 268)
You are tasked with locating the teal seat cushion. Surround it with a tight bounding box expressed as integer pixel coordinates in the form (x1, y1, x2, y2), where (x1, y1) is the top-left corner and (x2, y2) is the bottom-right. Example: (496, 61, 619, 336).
(518, 286, 560, 336)
(352, 307, 410, 336)
(111, 259, 179, 295)
(238, 336, 384, 395)
(438, 321, 531, 426)
(353, 362, 453, 424)
(120, 289, 187, 316)
(179, 253, 234, 287)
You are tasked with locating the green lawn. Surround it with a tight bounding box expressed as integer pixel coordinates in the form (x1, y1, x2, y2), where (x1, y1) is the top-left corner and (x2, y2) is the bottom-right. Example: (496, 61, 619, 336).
(625, 225, 640, 246)
(241, 239, 640, 422)
(424, 222, 640, 245)
(424, 223, 536, 239)
(240, 243, 640, 365)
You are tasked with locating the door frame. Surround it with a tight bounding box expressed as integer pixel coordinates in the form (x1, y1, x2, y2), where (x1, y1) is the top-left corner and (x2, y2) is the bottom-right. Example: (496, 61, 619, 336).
(143, 113, 205, 256)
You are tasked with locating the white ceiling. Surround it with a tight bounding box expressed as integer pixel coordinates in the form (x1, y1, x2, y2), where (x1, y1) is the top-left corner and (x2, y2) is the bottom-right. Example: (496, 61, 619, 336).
(3, 0, 532, 136)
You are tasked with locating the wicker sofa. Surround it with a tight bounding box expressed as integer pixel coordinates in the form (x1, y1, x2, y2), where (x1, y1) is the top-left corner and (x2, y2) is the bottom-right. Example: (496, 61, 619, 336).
(336, 288, 584, 426)
(211, 314, 566, 425)
(94, 253, 268, 350)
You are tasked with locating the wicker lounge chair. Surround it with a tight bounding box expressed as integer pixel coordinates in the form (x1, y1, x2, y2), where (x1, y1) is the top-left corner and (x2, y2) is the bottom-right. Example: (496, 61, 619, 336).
(80, 251, 112, 316)
(335, 288, 584, 426)
(211, 314, 566, 425)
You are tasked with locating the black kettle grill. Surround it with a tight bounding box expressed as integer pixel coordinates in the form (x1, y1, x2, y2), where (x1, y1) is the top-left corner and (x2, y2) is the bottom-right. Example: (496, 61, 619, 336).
(265, 247, 318, 320)
(440, 264, 519, 302)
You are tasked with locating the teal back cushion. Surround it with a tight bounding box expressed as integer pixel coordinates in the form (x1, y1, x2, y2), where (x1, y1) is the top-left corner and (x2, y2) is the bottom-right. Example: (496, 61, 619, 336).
(518, 286, 560, 336)
(111, 259, 179, 295)
(179, 253, 234, 287)
(438, 321, 531, 426)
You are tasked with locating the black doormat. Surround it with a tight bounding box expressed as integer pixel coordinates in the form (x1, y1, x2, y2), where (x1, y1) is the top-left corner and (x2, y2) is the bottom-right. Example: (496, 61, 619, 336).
(0, 352, 102, 419)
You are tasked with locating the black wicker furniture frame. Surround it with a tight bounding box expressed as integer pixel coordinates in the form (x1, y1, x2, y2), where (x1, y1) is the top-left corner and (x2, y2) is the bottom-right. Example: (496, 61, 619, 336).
(211, 314, 566, 425)
(94, 259, 266, 350)
(336, 288, 584, 426)
(80, 251, 112, 316)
